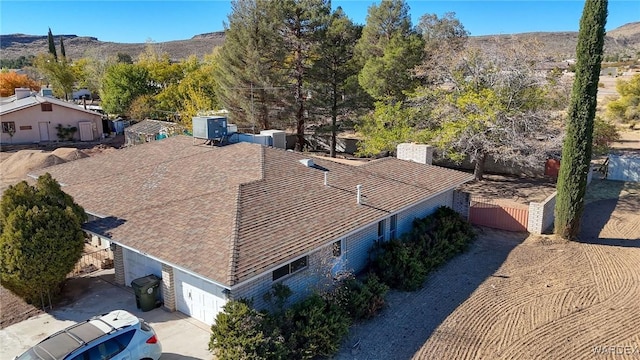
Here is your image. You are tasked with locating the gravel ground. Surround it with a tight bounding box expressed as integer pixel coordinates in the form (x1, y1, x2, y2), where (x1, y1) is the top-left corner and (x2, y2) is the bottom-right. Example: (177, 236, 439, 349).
(333, 228, 528, 360)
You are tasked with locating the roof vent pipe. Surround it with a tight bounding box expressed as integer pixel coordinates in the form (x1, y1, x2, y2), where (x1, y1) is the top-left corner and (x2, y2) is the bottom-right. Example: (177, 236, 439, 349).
(324, 171, 328, 186)
(356, 184, 362, 205)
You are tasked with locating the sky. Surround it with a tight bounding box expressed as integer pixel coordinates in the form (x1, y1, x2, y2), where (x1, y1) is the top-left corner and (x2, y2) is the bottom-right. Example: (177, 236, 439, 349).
(0, 1, 638, 44)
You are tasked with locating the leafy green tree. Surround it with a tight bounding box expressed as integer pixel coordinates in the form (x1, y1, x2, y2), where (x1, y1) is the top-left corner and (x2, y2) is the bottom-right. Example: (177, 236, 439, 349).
(47, 28, 57, 61)
(355, 0, 423, 103)
(215, 0, 287, 131)
(100, 62, 153, 115)
(280, 0, 331, 151)
(34, 53, 75, 100)
(356, 101, 422, 156)
(310, 7, 365, 157)
(555, 0, 608, 239)
(415, 42, 561, 180)
(606, 74, 640, 123)
(0, 174, 86, 304)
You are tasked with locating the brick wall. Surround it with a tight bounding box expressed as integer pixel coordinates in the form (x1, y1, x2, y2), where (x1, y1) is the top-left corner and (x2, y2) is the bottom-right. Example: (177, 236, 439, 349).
(527, 166, 594, 235)
(452, 190, 470, 220)
(161, 264, 176, 311)
(113, 244, 125, 286)
(396, 143, 434, 165)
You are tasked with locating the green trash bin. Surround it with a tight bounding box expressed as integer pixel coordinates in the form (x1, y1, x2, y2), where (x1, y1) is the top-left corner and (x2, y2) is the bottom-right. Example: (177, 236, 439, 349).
(131, 274, 161, 312)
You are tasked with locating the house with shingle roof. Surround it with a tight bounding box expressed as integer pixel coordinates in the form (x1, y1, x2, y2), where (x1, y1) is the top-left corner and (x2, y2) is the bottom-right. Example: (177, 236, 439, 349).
(34, 136, 473, 325)
(0, 88, 103, 144)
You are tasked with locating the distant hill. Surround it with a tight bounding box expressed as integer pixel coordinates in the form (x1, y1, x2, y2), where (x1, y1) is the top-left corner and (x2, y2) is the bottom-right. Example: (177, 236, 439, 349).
(0, 32, 226, 62)
(468, 22, 640, 61)
(1, 22, 638, 63)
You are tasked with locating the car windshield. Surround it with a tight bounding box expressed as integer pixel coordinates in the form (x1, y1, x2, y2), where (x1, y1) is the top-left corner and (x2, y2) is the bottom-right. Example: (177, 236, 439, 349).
(15, 349, 40, 360)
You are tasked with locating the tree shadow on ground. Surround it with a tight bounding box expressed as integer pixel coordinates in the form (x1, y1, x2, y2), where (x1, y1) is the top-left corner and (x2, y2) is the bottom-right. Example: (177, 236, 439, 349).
(577, 179, 640, 248)
(335, 227, 527, 360)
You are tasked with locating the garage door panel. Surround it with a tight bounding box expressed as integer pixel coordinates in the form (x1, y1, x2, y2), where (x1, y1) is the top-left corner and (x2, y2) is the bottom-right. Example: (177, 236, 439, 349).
(175, 270, 226, 325)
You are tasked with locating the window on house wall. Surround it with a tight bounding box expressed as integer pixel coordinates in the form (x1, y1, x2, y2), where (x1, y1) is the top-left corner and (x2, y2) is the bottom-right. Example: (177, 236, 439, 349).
(41, 103, 52, 111)
(332, 240, 342, 257)
(377, 220, 385, 242)
(1, 122, 16, 134)
(390, 215, 397, 240)
(272, 256, 308, 281)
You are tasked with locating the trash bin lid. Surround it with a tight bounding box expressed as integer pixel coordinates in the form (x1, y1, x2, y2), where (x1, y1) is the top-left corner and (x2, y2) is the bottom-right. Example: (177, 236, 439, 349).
(131, 274, 160, 289)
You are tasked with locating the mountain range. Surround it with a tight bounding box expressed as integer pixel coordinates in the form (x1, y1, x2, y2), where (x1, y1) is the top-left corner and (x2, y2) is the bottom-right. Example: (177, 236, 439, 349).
(1, 22, 639, 63)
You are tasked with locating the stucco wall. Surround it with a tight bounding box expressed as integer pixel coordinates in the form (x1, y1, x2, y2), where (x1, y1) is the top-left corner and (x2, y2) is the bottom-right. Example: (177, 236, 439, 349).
(0, 103, 102, 144)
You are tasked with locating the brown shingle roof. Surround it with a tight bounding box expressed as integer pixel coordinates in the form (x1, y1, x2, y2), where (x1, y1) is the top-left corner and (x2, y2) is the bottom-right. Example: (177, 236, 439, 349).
(35, 136, 473, 287)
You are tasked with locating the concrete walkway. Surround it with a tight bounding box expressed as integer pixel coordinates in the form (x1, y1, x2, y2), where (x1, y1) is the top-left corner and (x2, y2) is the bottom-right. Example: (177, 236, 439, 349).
(0, 270, 211, 360)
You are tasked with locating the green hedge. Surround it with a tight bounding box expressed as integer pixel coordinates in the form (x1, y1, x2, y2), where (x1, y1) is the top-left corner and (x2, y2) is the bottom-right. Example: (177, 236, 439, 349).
(369, 206, 475, 290)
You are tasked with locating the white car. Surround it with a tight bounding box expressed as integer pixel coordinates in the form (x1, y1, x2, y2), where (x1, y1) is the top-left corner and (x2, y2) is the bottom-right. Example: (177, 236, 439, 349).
(15, 310, 162, 360)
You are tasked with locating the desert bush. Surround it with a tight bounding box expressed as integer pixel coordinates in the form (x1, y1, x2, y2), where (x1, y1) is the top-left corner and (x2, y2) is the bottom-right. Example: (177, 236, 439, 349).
(369, 239, 427, 291)
(282, 293, 351, 359)
(370, 206, 475, 291)
(333, 273, 389, 320)
(209, 299, 287, 360)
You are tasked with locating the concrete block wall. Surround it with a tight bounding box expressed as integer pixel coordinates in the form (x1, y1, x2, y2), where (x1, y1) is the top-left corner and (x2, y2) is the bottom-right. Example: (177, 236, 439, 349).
(397, 143, 434, 165)
(527, 166, 593, 235)
(527, 191, 557, 235)
(344, 223, 378, 273)
(161, 264, 176, 311)
(452, 190, 471, 220)
(113, 244, 125, 286)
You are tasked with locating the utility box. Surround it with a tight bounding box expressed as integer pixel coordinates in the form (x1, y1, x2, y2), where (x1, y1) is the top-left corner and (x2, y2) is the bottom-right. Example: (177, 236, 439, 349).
(260, 130, 286, 149)
(131, 274, 161, 312)
(192, 116, 228, 140)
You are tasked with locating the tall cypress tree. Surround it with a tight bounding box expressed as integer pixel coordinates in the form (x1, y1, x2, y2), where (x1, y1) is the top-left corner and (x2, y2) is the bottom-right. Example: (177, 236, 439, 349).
(554, 0, 607, 239)
(59, 36, 66, 59)
(47, 27, 58, 61)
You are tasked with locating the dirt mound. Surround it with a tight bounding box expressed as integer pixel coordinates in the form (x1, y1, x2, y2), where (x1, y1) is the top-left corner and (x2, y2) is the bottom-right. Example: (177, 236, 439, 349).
(0, 150, 67, 184)
(51, 147, 89, 161)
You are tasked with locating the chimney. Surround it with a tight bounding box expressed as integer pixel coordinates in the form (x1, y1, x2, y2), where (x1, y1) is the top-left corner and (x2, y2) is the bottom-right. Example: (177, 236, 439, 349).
(397, 143, 434, 165)
(356, 184, 362, 205)
(14, 88, 31, 100)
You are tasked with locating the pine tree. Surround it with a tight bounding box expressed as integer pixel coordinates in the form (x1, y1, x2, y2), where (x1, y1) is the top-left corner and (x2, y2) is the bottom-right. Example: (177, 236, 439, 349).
(310, 7, 364, 157)
(280, 0, 330, 151)
(355, 0, 423, 103)
(47, 27, 58, 61)
(214, 0, 287, 132)
(554, 0, 608, 239)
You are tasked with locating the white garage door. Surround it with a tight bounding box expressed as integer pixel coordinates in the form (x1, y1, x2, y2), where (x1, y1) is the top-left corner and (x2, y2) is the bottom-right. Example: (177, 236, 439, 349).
(175, 270, 227, 325)
(123, 249, 162, 287)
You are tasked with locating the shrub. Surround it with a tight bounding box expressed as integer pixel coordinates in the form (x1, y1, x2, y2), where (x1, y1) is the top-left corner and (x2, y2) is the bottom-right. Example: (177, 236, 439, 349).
(369, 239, 427, 291)
(333, 273, 389, 320)
(282, 293, 351, 359)
(370, 206, 475, 291)
(209, 299, 287, 360)
(0, 174, 86, 304)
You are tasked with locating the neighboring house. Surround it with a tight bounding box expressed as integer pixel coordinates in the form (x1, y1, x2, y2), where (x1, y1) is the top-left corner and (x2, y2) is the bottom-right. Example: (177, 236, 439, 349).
(0, 88, 104, 145)
(124, 119, 184, 147)
(33, 136, 473, 325)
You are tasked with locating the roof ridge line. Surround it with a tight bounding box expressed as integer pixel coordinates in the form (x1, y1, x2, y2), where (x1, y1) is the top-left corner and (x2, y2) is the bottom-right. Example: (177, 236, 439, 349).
(227, 183, 242, 286)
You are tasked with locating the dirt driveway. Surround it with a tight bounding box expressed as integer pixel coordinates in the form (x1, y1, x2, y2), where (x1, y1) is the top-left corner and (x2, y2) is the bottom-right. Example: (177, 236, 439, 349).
(336, 179, 640, 360)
